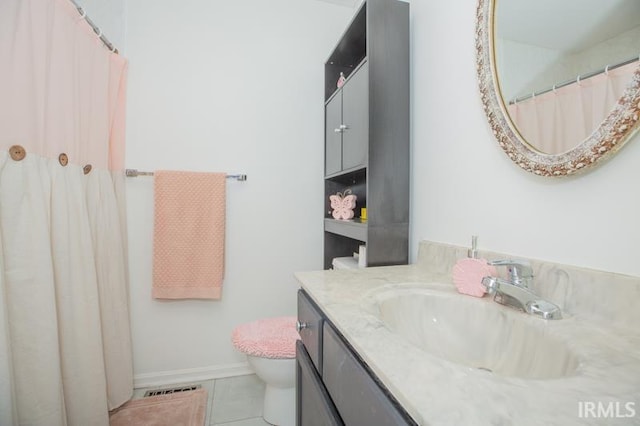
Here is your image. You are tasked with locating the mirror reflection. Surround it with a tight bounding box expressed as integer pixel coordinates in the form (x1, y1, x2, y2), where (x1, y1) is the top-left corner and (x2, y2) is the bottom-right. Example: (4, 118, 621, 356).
(494, 0, 640, 154)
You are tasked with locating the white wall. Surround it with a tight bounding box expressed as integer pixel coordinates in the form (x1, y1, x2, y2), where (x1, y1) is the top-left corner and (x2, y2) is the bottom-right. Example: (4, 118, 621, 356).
(410, 1, 640, 278)
(124, 0, 353, 382)
(89, 0, 639, 383)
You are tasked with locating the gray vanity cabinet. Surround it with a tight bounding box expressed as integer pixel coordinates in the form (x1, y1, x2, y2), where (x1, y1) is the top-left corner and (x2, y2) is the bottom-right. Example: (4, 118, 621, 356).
(297, 289, 343, 425)
(325, 63, 369, 176)
(297, 289, 417, 426)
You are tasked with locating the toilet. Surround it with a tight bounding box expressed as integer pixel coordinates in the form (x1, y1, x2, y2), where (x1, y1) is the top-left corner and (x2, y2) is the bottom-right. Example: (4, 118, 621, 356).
(232, 316, 298, 426)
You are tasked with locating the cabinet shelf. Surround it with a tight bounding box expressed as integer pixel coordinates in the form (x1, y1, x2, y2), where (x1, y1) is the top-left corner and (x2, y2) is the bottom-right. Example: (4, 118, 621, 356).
(324, 3, 367, 101)
(324, 218, 367, 243)
(324, 59, 368, 105)
(325, 166, 366, 181)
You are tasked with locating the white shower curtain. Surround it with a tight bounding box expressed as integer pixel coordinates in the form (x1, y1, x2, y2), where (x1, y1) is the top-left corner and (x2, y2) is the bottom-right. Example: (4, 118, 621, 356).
(0, 0, 133, 425)
(507, 62, 638, 154)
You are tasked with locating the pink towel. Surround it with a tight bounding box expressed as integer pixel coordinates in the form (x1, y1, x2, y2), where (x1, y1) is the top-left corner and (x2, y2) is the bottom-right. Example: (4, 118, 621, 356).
(152, 170, 226, 299)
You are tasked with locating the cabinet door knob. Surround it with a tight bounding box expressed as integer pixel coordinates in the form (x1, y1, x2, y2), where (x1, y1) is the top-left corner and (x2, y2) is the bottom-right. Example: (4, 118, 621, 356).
(296, 321, 308, 332)
(334, 128, 343, 133)
(339, 124, 349, 130)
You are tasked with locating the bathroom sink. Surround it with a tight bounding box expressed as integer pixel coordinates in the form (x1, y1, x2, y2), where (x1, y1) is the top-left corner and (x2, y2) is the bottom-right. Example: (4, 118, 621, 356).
(374, 287, 579, 379)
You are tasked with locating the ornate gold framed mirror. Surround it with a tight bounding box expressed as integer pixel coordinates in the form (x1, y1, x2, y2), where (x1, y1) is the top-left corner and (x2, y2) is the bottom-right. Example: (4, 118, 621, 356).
(476, 0, 640, 176)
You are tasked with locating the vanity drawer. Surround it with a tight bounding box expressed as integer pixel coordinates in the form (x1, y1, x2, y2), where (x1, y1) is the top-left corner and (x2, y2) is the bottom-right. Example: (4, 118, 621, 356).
(297, 289, 324, 372)
(322, 323, 417, 426)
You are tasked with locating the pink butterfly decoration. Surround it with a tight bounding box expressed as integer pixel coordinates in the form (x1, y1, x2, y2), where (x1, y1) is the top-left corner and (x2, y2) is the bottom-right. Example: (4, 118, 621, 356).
(330, 190, 357, 220)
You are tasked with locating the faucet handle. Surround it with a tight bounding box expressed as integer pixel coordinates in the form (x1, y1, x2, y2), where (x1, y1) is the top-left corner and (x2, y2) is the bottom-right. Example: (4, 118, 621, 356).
(488, 259, 533, 287)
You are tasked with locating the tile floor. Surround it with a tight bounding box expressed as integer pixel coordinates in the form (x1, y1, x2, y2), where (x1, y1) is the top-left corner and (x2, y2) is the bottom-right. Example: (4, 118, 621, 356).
(132, 374, 272, 426)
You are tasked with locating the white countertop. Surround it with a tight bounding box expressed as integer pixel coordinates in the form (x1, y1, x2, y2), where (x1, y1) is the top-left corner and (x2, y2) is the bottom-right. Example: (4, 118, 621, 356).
(295, 260, 640, 426)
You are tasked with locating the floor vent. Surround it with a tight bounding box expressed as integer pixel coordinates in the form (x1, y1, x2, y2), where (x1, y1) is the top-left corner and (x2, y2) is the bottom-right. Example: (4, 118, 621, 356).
(143, 384, 202, 397)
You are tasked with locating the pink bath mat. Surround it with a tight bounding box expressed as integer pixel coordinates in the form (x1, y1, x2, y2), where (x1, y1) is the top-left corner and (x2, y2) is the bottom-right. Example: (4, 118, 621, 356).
(109, 389, 207, 426)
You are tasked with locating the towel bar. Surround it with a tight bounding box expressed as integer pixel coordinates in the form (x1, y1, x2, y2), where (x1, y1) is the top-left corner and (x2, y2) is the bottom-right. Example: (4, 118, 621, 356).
(125, 169, 247, 181)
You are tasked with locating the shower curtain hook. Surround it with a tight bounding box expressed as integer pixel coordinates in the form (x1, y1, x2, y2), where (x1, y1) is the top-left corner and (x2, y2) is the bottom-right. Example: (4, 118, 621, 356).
(552, 84, 557, 94)
(95, 27, 102, 39)
(110, 44, 117, 53)
(78, 7, 87, 20)
(605, 65, 610, 76)
(576, 74, 582, 85)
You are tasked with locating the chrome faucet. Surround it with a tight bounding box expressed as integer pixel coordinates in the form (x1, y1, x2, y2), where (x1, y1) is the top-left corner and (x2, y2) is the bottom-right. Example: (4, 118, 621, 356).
(481, 259, 562, 320)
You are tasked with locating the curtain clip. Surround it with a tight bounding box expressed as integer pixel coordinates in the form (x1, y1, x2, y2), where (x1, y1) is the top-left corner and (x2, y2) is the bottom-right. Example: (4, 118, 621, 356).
(95, 27, 102, 39)
(78, 7, 87, 20)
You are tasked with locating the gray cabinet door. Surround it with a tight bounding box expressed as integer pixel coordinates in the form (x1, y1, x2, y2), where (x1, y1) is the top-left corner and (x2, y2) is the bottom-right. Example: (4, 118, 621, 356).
(296, 341, 344, 426)
(325, 93, 343, 176)
(323, 323, 416, 426)
(341, 63, 368, 171)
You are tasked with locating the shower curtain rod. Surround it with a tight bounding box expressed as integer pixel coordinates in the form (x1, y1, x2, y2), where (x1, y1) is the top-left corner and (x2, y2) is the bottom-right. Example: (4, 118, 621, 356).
(67, 0, 119, 54)
(509, 55, 639, 105)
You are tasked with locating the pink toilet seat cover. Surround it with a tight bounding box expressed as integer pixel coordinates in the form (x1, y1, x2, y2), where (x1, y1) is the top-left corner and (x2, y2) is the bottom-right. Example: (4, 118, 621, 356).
(232, 316, 299, 359)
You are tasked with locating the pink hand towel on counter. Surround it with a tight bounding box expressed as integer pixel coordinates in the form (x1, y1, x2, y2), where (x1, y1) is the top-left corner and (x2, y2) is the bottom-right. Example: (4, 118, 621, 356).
(153, 170, 226, 299)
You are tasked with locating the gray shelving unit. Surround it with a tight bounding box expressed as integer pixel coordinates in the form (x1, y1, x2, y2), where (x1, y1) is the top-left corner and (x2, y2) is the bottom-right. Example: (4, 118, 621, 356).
(323, 0, 410, 269)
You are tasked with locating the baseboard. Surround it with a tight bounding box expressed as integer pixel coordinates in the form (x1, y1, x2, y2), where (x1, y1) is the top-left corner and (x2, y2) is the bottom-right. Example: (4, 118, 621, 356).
(133, 362, 253, 389)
